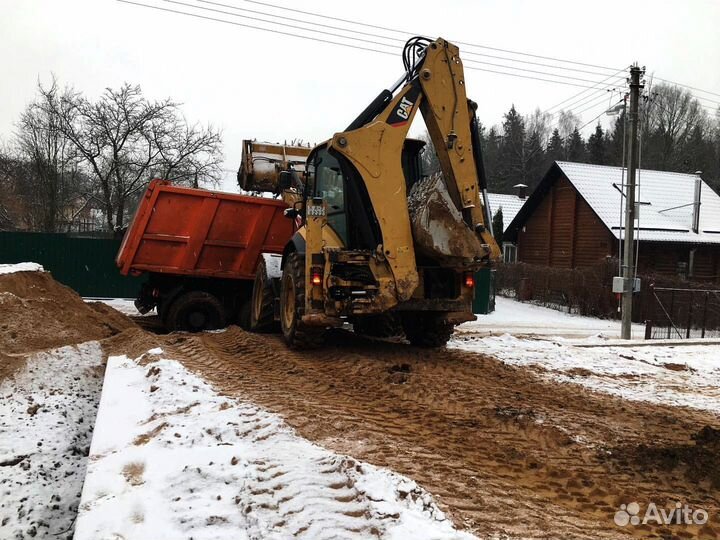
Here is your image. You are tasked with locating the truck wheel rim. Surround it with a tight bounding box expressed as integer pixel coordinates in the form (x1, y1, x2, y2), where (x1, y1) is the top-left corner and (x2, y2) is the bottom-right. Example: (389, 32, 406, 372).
(252, 274, 263, 322)
(282, 275, 295, 330)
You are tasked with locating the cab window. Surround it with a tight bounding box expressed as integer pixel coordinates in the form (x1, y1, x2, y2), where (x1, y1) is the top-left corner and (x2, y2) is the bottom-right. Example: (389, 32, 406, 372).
(313, 149, 347, 244)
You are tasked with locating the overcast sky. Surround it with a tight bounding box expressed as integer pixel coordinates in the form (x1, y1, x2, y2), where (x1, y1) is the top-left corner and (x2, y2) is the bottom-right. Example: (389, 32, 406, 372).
(3, 0, 719, 191)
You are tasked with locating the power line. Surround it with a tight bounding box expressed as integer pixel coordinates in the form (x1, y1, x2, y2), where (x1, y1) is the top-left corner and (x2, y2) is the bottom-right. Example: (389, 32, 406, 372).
(654, 76, 720, 100)
(171, 0, 626, 87)
(194, 0, 625, 79)
(577, 99, 624, 131)
(118, 1, 614, 90)
(551, 86, 620, 118)
(235, 0, 624, 73)
(118, 0, 397, 56)
(574, 93, 616, 118)
(543, 67, 628, 114)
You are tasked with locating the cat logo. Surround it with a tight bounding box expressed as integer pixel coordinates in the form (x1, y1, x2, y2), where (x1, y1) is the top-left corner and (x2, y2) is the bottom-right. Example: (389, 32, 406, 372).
(396, 97, 414, 120)
(387, 85, 420, 126)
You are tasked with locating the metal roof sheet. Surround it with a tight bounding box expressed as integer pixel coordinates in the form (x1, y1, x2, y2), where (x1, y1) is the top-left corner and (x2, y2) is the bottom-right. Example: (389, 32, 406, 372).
(556, 161, 720, 244)
(487, 193, 526, 233)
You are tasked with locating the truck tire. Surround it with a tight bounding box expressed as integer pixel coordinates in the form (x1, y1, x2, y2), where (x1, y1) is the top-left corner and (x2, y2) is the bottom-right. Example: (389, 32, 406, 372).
(165, 290, 226, 332)
(352, 313, 402, 338)
(250, 257, 278, 333)
(280, 253, 325, 349)
(401, 312, 454, 348)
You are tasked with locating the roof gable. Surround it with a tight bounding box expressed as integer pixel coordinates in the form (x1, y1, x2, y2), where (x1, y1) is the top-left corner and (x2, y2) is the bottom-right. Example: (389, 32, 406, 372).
(506, 161, 720, 245)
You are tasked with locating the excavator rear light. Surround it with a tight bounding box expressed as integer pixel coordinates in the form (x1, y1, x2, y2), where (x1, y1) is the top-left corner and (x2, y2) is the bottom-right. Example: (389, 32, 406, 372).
(311, 267, 323, 286)
(463, 272, 475, 289)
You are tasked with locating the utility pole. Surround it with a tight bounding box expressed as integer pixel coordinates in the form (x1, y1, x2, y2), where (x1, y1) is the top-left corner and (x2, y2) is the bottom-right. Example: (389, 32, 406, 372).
(621, 65, 644, 339)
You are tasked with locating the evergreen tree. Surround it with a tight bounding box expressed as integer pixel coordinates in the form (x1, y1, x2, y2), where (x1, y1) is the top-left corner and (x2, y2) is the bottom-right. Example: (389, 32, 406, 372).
(496, 105, 527, 193)
(607, 112, 626, 166)
(546, 128, 564, 164)
(524, 130, 545, 189)
(492, 207, 504, 245)
(482, 126, 502, 190)
(566, 128, 586, 162)
(587, 123, 607, 164)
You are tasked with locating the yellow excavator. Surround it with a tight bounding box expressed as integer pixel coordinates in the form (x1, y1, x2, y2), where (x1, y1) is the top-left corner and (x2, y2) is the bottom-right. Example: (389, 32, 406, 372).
(242, 36, 501, 348)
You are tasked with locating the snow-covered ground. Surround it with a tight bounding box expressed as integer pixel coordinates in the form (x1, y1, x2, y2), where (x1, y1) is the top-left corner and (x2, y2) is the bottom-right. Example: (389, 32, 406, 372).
(86, 298, 144, 317)
(452, 297, 720, 414)
(75, 350, 476, 540)
(0, 262, 43, 275)
(0, 341, 104, 539)
(459, 296, 645, 339)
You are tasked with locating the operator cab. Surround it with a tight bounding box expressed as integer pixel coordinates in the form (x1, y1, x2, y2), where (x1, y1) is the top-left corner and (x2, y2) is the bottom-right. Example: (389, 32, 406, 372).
(304, 138, 427, 249)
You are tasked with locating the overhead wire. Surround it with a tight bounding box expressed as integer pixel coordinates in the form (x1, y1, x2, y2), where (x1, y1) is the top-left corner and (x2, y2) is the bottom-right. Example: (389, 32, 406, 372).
(542, 67, 628, 115)
(653, 76, 720, 100)
(550, 86, 620, 119)
(195, 0, 626, 79)
(164, 0, 627, 87)
(118, 0, 619, 90)
(234, 0, 624, 73)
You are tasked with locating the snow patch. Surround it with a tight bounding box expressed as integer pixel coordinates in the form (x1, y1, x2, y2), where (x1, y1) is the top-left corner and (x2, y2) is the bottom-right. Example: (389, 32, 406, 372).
(451, 333, 720, 413)
(0, 341, 104, 538)
(459, 296, 644, 339)
(76, 352, 476, 540)
(0, 262, 44, 275)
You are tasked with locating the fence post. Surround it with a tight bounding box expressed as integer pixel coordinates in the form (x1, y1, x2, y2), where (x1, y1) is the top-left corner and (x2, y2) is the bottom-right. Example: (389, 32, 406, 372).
(669, 290, 675, 340)
(702, 291, 709, 339)
(686, 290, 693, 339)
(644, 320, 652, 340)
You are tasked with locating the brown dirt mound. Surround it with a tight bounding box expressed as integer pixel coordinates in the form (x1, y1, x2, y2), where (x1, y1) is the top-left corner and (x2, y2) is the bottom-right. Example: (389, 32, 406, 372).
(0, 271, 135, 356)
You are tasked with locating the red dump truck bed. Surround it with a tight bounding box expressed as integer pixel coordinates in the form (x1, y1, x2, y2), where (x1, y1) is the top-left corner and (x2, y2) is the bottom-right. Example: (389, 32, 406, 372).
(117, 179, 292, 280)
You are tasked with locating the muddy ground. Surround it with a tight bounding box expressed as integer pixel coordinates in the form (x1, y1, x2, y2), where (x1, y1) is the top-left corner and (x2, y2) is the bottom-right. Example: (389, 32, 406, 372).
(118, 319, 720, 540)
(3, 270, 719, 539)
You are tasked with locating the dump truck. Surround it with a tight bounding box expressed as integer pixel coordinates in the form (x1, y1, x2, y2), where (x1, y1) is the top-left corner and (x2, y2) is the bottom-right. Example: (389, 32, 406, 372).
(246, 36, 501, 349)
(116, 178, 294, 331)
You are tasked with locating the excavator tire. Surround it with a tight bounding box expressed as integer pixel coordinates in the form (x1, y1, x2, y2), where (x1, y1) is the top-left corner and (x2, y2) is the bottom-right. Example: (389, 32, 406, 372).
(352, 313, 403, 338)
(250, 257, 278, 333)
(165, 290, 226, 332)
(401, 312, 454, 348)
(280, 253, 325, 349)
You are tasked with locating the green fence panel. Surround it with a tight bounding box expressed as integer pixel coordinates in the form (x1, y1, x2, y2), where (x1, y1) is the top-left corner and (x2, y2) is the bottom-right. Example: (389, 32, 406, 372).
(0, 232, 145, 298)
(473, 268, 496, 315)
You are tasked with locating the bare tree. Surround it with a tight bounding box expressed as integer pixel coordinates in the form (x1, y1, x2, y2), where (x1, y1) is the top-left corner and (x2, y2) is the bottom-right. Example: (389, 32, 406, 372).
(45, 83, 223, 230)
(525, 107, 552, 144)
(641, 83, 707, 170)
(13, 79, 81, 232)
(556, 110, 581, 142)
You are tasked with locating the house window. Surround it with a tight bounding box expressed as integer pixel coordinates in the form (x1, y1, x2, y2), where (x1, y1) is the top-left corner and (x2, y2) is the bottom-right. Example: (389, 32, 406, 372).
(503, 242, 517, 263)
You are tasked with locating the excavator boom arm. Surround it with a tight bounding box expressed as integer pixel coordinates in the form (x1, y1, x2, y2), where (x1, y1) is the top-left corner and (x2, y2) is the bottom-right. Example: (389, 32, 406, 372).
(328, 37, 501, 302)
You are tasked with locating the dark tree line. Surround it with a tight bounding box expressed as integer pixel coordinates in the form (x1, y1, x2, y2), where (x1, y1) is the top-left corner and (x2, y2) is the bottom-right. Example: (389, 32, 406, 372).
(422, 83, 720, 197)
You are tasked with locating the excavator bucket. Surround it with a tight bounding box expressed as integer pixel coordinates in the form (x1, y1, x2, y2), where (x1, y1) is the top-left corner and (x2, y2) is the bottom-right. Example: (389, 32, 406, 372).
(407, 173, 485, 263)
(238, 140, 311, 193)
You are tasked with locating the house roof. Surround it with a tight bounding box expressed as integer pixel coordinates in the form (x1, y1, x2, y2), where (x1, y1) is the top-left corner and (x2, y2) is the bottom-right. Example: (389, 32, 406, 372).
(507, 161, 720, 244)
(487, 193, 526, 233)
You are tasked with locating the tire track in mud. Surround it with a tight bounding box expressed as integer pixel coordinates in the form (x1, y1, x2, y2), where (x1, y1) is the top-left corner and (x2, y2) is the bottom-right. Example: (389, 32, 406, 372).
(138, 325, 720, 539)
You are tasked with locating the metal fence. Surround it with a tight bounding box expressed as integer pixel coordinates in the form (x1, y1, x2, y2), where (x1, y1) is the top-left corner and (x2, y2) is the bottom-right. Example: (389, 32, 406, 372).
(645, 285, 720, 339)
(0, 231, 145, 298)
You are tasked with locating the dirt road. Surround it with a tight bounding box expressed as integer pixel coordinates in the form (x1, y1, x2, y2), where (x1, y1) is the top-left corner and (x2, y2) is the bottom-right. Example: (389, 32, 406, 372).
(123, 321, 720, 539)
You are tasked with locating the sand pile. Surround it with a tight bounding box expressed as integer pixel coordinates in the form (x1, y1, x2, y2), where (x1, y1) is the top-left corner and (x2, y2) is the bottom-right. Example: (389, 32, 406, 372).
(0, 270, 134, 356)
